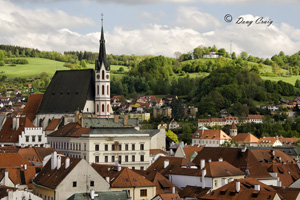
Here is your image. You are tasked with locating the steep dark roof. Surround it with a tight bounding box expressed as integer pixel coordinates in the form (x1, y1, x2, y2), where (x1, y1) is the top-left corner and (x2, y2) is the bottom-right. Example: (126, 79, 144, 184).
(38, 69, 95, 114)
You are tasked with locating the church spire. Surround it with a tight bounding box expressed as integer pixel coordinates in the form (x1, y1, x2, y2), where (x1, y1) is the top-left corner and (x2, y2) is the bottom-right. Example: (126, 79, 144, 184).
(96, 14, 110, 71)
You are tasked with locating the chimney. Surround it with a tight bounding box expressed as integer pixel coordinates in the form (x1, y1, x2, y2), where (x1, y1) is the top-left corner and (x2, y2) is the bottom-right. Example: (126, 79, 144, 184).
(57, 156, 61, 170)
(24, 164, 27, 171)
(4, 171, 9, 185)
(172, 186, 176, 194)
(164, 159, 169, 168)
(90, 189, 98, 200)
(236, 181, 240, 193)
(200, 159, 205, 169)
(118, 164, 121, 172)
(65, 157, 70, 169)
(218, 157, 223, 162)
(51, 152, 57, 170)
(16, 117, 19, 130)
(271, 150, 275, 157)
(124, 115, 128, 126)
(202, 169, 206, 188)
(208, 159, 212, 162)
(254, 184, 260, 191)
(114, 115, 120, 123)
(106, 177, 110, 183)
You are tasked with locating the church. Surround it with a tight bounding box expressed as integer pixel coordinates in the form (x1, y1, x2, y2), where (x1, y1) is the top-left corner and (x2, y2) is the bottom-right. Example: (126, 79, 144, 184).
(34, 17, 112, 129)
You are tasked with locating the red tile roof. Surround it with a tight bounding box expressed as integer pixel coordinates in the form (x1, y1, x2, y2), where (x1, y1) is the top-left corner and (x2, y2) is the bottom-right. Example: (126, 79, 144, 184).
(33, 156, 81, 189)
(92, 164, 155, 188)
(0, 153, 32, 168)
(272, 186, 300, 200)
(150, 172, 180, 195)
(179, 186, 210, 199)
(192, 130, 231, 140)
(154, 193, 181, 200)
(45, 119, 61, 131)
(48, 122, 91, 137)
(258, 137, 280, 145)
(181, 145, 203, 160)
(200, 178, 278, 200)
(192, 147, 272, 179)
(18, 147, 57, 163)
(232, 133, 259, 143)
(22, 94, 43, 122)
(205, 161, 245, 177)
(150, 149, 168, 156)
(230, 122, 237, 130)
(247, 115, 263, 120)
(0, 117, 35, 143)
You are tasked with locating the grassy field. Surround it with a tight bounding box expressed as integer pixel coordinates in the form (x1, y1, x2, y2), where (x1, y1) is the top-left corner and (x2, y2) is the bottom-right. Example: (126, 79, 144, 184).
(0, 58, 68, 78)
(0, 58, 128, 79)
(260, 76, 300, 85)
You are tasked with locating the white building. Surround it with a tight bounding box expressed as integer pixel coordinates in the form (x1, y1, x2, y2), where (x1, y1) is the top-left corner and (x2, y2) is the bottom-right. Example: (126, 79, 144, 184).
(192, 129, 232, 147)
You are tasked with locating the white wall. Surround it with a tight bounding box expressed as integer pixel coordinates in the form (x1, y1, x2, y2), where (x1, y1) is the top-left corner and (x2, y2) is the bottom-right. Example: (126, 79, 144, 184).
(18, 127, 47, 147)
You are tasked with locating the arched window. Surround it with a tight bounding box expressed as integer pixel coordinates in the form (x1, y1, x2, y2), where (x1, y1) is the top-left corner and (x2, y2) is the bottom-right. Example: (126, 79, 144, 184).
(107, 85, 109, 95)
(102, 70, 105, 80)
(102, 104, 105, 112)
(102, 85, 104, 95)
(107, 104, 109, 113)
(97, 85, 99, 96)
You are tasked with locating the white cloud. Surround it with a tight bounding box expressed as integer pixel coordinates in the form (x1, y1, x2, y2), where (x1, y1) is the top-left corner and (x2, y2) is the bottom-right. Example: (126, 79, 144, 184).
(139, 11, 166, 21)
(196, 0, 299, 4)
(0, 1, 300, 59)
(176, 6, 222, 30)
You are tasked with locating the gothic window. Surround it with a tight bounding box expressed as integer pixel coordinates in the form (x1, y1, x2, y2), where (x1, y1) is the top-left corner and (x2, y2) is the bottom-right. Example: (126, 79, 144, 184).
(97, 85, 99, 95)
(107, 85, 109, 95)
(102, 70, 105, 80)
(107, 104, 109, 113)
(102, 85, 104, 95)
(102, 104, 105, 112)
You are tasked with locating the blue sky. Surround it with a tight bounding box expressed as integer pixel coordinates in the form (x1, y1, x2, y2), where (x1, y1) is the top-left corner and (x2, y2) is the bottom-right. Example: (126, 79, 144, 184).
(1, 0, 300, 58)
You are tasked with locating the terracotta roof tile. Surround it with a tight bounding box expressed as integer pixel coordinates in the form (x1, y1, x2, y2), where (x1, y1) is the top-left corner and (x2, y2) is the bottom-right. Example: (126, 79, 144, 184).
(272, 186, 300, 200)
(92, 164, 155, 188)
(45, 119, 61, 131)
(151, 172, 180, 194)
(48, 122, 91, 137)
(0, 153, 32, 167)
(18, 147, 57, 163)
(155, 193, 181, 200)
(181, 145, 203, 160)
(200, 178, 278, 200)
(33, 156, 81, 189)
(150, 149, 168, 156)
(230, 122, 237, 130)
(192, 130, 231, 140)
(205, 161, 245, 177)
(0, 117, 35, 143)
(192, 147, 272, 179)
(258, 137, 281, 145)
(22, 94, 43, 122)
(232, 133, 259, 143)
(179, 186, 210, 199)
(247, 115, 263, 120)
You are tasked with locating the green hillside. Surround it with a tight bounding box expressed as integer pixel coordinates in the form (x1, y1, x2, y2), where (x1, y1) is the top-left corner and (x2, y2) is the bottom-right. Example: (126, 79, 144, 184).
(0, 58, 127, 79)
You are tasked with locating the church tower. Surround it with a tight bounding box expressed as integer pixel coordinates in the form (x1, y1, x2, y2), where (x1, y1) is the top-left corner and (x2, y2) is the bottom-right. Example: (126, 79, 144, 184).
(95, 15, 111, 118)
(230, 122, 238, 137)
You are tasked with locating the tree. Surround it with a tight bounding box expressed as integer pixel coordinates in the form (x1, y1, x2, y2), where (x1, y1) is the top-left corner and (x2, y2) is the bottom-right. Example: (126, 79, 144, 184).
(240, 51, 248, 60)
(295, 80, 300, 88)
(166, 130, 179, 143)
(79, 60, 87, 69)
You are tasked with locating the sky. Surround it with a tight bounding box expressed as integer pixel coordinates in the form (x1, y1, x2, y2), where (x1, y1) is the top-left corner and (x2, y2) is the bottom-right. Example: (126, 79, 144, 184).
(0, 0, 300, 58)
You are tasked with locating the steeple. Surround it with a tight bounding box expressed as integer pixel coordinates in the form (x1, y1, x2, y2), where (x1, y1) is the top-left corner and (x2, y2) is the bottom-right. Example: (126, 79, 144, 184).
(96, 14, 110, 71)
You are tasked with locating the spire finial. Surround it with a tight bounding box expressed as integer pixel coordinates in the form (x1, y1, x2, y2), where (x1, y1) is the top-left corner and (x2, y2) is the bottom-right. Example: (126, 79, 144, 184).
(101, 13, 104, 24)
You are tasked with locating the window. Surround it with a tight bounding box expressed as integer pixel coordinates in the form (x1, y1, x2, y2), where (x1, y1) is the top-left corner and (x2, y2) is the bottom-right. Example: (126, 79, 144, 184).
(140, 144, 144, 150)
(97, 85, 99, 95)
(84, 143, 87, 151)
(95, 156, 99, 163)
(140, 189, 147, 197)
(132, 167, 135, 170)
(97, 104, 99, 113)
(132, 144, 135, 151)
(140, 155, 144, 162)
(105, 156, 108, 163)
(140, 166, 144, 170)
(32, 136, 36, 142)
(125, 144, 129, 151)
(102, 70, 105, 79)
(90, 181, 94, 187)
(118, 144, 122, 151)
(102, 104, 104, 112)
(112, 144, 115, 151)
(107, 85, 109, 95)
(102, 85, 105, 95)
(107, 104, 109, 113)
(214, 180, 217, 187)
(125, 155, 128, 162)
(26, 136, 29, 142)
(73, 181, 77, 187)
(95, 144, 99, 151)
(112, 156, 115, 162)
(132, 155, 135, 162)
(118, 156, 122, 163)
